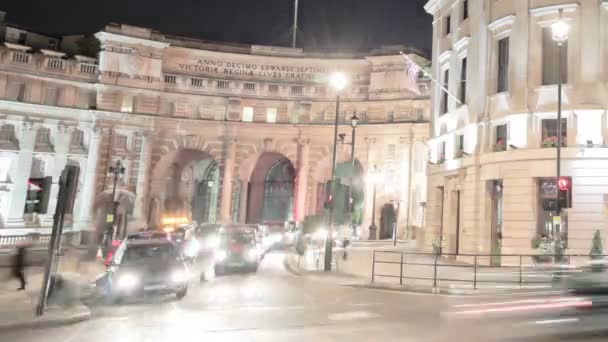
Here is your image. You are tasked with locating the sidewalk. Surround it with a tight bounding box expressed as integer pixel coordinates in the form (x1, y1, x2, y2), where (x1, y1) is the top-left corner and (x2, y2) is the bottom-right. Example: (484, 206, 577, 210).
(0, 255, 104, 330)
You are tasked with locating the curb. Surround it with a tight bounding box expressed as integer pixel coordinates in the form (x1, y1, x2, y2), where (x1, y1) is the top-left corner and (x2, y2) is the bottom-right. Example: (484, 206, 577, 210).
(0, 304, 91, 331)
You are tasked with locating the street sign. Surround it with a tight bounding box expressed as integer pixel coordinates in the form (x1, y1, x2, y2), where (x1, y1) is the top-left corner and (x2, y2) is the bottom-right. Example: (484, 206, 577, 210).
(106, 214, 114, 223)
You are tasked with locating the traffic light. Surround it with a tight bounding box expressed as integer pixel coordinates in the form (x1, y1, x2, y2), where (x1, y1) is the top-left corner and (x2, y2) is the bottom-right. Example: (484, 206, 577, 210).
(26, 177, 52, 214)
(557, 176, 572, 209)
(324, 193, 334, 209)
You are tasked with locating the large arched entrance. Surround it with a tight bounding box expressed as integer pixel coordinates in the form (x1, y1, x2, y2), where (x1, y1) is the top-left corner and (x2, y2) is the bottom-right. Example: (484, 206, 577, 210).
(247, 152, 295, 224)
(150, 149, 220, 228)
(380, 203, 396, 240)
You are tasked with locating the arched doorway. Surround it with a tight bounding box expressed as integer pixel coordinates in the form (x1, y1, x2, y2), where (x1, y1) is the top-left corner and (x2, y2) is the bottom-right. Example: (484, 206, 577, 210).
(149, 149, 220, 227)
(380, 203, 396, 240)
(247, 152, 295, 224)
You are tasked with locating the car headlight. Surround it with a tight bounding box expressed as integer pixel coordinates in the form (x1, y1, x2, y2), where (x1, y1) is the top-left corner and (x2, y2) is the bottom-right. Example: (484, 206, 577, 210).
(116, 273, 138, 290)
(171, 269, 188, 283)
(206, 236, 219, 249)
(184, 240, 201, 257)
(215, 250, 227, 261)
(246, 249, 259, 261)
(314, 229, 328, 240)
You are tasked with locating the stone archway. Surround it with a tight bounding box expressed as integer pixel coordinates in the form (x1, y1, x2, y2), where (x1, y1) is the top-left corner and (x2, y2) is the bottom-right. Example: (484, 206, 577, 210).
(246, 152, 296, 224)
(149, 148, 220, 228)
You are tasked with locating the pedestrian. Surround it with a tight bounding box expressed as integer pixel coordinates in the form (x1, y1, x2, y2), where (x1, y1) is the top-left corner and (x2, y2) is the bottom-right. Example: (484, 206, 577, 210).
(12, 237, 32, 291)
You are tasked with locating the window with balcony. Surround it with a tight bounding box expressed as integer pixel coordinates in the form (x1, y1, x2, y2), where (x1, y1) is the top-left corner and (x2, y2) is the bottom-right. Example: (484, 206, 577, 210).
(441, 69, 449, 115)
(266, 108, 277, 123)
(438, 141, 446, 163)
(268, 84, 279, 93)
(494, 124, 507, 152)
(459, 57, 467, 105)
(541, 119, 567, 148)
(242, 106, 254, 122)
(497, 37, 510, 93)
(462, 0, 468, 20)
(455, 134, 465, 158)
(542, 27, 568, 85)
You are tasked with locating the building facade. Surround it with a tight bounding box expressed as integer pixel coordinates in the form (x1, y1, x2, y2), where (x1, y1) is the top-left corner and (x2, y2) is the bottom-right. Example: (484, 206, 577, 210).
(424, 0, 608, 255)
(0, 22, 430, 244)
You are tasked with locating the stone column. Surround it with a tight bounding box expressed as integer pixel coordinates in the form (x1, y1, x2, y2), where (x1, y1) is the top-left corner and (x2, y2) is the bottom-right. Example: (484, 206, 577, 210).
(295, 138, 310, 222)
(238, 179, 248, 223)
(220, 138, 236, 223)
(133, 132, 152, 224)
(6, 122, 36, 227)
(74, 126, 102, 231)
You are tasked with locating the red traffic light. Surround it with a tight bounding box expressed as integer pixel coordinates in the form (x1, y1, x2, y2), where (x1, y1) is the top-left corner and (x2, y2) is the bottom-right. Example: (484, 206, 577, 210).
(557, 177, 570, 191)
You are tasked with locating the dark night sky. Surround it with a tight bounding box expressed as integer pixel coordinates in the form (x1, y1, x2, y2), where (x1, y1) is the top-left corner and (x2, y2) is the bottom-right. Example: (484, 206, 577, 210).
(2, 0, 432, 54)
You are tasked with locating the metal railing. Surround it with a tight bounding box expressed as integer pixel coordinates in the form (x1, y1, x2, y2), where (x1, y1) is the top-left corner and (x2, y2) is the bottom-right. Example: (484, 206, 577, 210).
(371, 251, 607, 289)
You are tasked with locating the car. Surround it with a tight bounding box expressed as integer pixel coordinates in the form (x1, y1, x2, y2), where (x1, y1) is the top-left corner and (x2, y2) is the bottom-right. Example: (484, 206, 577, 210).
(101, 239, 189, 302)
(214, 227, 261, 275)
(127, 230, 171, 241)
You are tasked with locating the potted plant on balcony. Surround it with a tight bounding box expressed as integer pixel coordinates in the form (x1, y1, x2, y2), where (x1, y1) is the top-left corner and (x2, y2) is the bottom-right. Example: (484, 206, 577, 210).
(543, 136, 567, 148)
(492, 139, 506, 152)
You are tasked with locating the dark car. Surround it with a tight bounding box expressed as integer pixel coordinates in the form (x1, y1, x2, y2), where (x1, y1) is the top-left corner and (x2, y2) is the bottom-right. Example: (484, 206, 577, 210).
(127, 231, 171, 241)
(214, 227, 260, 275)
(101, 239, 189, 302)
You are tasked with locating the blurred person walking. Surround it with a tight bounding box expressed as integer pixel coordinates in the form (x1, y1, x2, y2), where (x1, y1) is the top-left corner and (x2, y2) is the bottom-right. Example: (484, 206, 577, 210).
(12, 238, 32, 290)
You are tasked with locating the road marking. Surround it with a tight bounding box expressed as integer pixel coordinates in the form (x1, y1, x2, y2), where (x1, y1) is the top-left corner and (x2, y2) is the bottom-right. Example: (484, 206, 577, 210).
(534, 318, 579, 325)
(328, 311, 380, 321)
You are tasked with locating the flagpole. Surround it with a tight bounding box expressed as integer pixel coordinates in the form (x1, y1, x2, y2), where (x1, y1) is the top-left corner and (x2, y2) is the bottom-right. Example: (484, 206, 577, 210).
(400, 51, 463, 106)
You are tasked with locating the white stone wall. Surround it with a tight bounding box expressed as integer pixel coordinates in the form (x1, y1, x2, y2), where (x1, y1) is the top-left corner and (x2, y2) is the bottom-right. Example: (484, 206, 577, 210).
(425, 0, 608, 254)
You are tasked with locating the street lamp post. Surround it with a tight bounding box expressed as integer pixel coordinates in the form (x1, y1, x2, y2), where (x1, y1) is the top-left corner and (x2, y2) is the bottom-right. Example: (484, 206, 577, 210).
(324, 72, 348, 272)
(107, 160, 125, 248)
(367, 166, 380, 240)
(552, 12, 569, 243)
(349, 114, 359, 238)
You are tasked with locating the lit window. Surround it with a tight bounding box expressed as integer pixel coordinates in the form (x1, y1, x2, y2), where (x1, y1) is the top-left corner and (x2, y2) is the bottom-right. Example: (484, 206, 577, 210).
(242, 106, 254, 122)
(121, 95, 133, 113)
(266, 108, 277, 123)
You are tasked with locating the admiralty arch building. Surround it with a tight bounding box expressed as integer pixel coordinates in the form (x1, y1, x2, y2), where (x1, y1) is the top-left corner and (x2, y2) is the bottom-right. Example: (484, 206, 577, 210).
(0, 22, 430, 244)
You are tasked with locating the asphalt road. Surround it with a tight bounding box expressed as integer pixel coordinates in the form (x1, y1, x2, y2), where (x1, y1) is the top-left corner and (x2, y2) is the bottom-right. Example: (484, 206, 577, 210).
(1, 251, 607, 341)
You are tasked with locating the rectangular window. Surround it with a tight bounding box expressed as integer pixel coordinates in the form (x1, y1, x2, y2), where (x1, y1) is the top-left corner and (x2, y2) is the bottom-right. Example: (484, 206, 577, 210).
(496, 124, 507, 143)
(290, 86, 303, 95)
(387, 144, 396, 160)
(0, 125, 15, 142)
(121, 95, 133, 113)
(43, 87, 59, 106)
(542, 27, 568, 85)
(268, 84, 279, 93)
(458, 134, 464, 151)
(48, 40, 57, 50)
(445, 15, 451, 35)
(70, 129, 84, 147)
(441, 69, 449, 114)
(541, 119, 567, 147)
(18, 32, 26, 45)
(266, 108, 277, 123)
(164, 75, 177, 84)
(242, 106, 254, 122)
(191, 78, 204, 87)
(497, 37, 510, 93)
(216, 80, 230, 89)
(244, 83, 256, 92)
(459, 57, 467, 105)
(438, 141, 446, 162)
(462, 0, 468, 20)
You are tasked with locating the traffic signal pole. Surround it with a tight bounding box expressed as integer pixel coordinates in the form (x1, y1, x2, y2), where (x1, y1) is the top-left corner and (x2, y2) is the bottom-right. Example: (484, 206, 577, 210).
(324, 94, 341, 272)
(556, 35, 563, 241)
